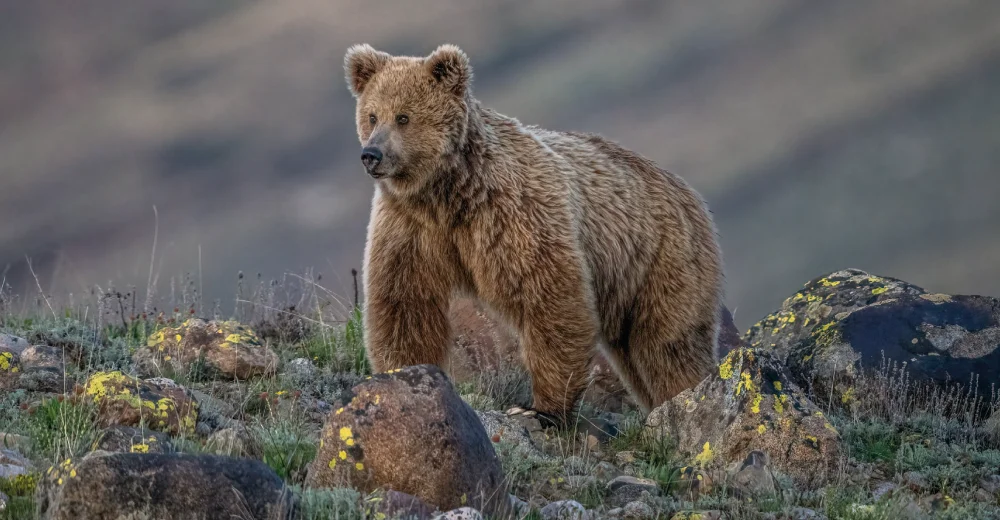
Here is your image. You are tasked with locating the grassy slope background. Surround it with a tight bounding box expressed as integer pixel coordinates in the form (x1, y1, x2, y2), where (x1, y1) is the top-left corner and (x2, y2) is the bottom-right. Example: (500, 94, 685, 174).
(1, 0, 999, 329)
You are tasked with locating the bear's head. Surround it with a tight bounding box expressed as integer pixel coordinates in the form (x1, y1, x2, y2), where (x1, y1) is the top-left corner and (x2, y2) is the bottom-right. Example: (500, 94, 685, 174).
(344, 43, 473, 196)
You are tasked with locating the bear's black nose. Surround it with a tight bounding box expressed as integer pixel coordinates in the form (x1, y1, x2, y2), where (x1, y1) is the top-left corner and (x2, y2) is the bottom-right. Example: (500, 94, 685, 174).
(361, 147, 383, 171)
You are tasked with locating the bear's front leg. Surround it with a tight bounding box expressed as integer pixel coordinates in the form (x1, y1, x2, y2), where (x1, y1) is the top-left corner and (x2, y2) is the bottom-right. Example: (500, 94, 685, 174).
(517, 260, 600, 429)
(362, 211, 452, 373)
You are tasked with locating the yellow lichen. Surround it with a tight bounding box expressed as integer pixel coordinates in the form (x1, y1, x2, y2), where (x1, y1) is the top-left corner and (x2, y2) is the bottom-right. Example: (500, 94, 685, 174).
(750, 394, 763, 414)
(339, 450, 348, 460)
(339, 426, 353, 442)
(0, 351, 12, 371)
(773, 381, 782, 391)
(718, 354, 735, 380)
(735, 371, 755, 396)
(131, 443, 150, 453)
(694, 442, 714, 467)
(841, 387, 855, 404)
(355, 462, 365, 471)
(871, 287, 888, 295)
(328, 459, 337, 469)
(757, 424, 766, 434)
(819, 278, 841, 287)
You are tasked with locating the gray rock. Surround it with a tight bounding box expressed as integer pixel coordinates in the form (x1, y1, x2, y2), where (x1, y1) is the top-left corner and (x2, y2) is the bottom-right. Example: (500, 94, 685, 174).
(17, 346, 69, 393)
(36, 452, 296, 520)
(0, 334, 29, 355)
(747, 269, 1000, 413)
(508, 495, 530, 519)
(621, 501, 655, 520)
(376, 489, 438, 520)
(540, 500, 591, 520)
(283, 357, 317, 379)
(730, 450, 776, 498)
(434, 507, 484, 520)
(607, 476, 659, 494)
(477, 410, 549, 460)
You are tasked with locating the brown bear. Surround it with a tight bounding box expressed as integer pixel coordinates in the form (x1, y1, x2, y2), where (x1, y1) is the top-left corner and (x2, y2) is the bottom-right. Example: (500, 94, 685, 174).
(346, 43, 725, 426)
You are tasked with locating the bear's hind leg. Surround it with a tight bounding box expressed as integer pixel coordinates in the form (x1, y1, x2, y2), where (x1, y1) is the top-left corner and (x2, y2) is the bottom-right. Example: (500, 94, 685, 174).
(629, 317, 719, 412)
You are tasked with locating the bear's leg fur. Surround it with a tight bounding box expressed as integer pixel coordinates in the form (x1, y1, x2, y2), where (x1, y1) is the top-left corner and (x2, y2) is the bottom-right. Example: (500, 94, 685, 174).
(362, 216, 453, 373)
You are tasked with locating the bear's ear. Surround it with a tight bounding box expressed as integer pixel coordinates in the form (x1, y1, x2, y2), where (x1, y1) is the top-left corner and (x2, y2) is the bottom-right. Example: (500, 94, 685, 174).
(344, 43, 391, 97)
(425, 44, 471, 97)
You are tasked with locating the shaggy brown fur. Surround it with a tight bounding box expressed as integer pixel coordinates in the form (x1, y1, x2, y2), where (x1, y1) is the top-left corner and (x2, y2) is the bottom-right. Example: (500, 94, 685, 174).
(347, 43, 725, 424)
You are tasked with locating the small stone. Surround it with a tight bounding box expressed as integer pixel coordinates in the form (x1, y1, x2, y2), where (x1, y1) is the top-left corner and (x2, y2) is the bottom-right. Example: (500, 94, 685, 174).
(729, 450, 776, 498)
(872, 481, 896, 500)
(508, 495, 530, 518)
(621, 501, 655, 520)
(17, 345, 69, 392)
(380, 490, 438, 520)
(784, 508, 822, 519)
(586, 435, 600, 450)
(540, 500, 590, 520)
(615, 451, 637, 466)
(669, 512, 724, 520)
(607, 476, 659, 493)
(283, 357, 317, 379)
(0, 448, 31, 478)
(434, 507, 484, 520)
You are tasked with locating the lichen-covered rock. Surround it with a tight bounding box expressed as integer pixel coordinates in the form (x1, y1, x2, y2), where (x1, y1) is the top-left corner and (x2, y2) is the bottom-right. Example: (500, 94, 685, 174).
(17, 346, 71, 393)
(746, 268, 1000, 407)
(84, 371, 198, 436)
(0, 348, 19, 391)
(93, 425, 174, 454)
(304, 364, 509, 517)
(134, 318, 277, 380)
(36, 452, 295, 520)
(645, 348, 841, 488)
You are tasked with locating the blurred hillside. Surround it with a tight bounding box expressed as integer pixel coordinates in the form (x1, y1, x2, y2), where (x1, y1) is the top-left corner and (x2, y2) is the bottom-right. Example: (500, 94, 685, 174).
(1, 0, 999, 330)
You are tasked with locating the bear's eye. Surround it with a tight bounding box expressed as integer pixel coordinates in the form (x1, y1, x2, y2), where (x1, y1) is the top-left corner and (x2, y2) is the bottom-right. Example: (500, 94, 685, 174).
(396, 114, 409, 125)
(368, 114, 377, 125)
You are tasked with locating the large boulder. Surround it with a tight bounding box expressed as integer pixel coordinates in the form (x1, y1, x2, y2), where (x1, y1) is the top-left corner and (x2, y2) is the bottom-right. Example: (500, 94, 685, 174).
(134, 318, 278, 380)
(84, 371, 198, 436)
(645, 347, 841, 488)
(36, 452, 296, 520)
(746, 269, 1000, 407)
(305, 364, 510, 517)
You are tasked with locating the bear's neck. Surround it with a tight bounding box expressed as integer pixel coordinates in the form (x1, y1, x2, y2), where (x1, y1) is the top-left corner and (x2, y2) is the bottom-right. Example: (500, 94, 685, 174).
(416, 101, 500, 227)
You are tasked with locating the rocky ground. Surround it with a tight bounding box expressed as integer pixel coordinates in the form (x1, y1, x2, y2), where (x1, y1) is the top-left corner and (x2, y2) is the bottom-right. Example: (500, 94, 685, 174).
(1, 268, 999, 519)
